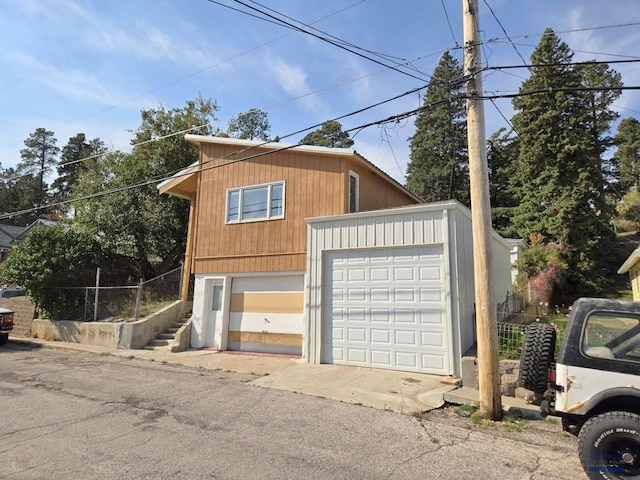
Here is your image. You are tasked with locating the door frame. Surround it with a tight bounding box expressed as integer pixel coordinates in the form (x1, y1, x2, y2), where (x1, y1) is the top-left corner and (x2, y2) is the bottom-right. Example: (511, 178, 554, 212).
(202, 276, 232, 349)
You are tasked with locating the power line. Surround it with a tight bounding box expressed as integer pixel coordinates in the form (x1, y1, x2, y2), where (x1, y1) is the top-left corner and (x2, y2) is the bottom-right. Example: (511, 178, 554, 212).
(482, 0, 528, 67)
(208, 0, 432, 82)
(440, 0, 460, 48)
(4, 83, 640, 221)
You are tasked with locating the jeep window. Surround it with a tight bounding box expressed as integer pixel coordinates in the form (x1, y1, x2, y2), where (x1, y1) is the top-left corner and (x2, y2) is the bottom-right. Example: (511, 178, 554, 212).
(582, 313, 640, 362)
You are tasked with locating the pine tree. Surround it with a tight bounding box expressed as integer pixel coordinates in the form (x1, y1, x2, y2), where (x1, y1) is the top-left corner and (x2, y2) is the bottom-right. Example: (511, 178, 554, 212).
(511, 29, 621, 295)
(300, 120, 354, 148)
(52, 133, 106, 215)
(612, 117, 640, 195)
(406, 51, 468, 205)
(18, 127, 59, 211)
(487, 128, 519, 236)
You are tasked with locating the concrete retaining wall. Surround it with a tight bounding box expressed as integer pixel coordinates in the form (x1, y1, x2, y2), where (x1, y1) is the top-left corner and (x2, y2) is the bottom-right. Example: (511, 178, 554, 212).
(0, 297, 35, 337)
(31, 301, 191, 349)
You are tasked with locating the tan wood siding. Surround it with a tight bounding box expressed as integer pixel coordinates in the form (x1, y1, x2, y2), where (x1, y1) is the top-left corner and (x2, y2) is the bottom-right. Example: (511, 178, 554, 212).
(188, 143, 421, 275)
(346, 159, 419, 212)
(192, 144, 344, 274)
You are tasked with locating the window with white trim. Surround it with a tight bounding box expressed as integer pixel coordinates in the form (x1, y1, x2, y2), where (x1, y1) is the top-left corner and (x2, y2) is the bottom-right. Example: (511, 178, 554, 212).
(226, 181, 285, 223)
(349, 171, 359, 213)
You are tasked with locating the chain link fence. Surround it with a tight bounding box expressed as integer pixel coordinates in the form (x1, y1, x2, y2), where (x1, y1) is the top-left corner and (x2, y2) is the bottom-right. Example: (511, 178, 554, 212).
(59, 265, 184, 322)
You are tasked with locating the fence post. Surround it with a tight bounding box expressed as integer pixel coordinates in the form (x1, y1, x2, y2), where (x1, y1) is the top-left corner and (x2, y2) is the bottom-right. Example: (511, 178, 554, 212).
(84, 287, 89, 321)
(178, 261, 184, 301)
(134, 278, 143, 320)
(93, 267, 100, 322)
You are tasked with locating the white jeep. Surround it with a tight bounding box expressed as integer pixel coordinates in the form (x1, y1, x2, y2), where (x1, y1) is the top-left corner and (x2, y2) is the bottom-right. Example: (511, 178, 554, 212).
(519, 298, 640, 480)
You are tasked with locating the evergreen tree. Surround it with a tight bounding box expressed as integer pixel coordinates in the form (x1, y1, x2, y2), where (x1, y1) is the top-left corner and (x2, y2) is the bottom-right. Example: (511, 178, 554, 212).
(406, 51, 468, 205)
(612, 117, 640, 195)
(227, 109, 271, 141)
(52, 133, 106, 216)
(487, 128, 519, 236)
(300, 120, 354, 148)
(18, 127, 59, 210)
(511, 29, 620, 295)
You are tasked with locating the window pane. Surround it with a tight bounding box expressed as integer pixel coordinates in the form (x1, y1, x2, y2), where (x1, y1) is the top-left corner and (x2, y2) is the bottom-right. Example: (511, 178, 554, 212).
(212, 285, 223, 311)
(227, 190, 239, 222)
(583, 313, 640, 362)
(242, 186, 268, 220)
(349, 174, 358, 213)
(271, 183, 283, 217)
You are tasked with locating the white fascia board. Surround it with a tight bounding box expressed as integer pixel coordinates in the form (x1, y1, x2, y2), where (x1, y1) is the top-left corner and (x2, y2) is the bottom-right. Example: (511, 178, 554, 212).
(618, 245, 640, 274)
(184, 134, 354, 157)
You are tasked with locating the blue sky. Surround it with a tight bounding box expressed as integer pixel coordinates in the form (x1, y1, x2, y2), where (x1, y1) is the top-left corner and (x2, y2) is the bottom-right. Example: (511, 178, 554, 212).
(1, 0, 639, 184)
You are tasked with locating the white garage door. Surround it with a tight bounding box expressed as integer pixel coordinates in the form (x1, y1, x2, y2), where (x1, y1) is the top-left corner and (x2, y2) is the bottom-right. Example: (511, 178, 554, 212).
(322, 246, 451, 375)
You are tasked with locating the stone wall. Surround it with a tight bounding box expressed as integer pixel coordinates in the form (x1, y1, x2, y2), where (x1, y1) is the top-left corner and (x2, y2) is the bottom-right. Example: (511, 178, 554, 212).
(0, 297, 35, 337)
(461, 356, 531, 399)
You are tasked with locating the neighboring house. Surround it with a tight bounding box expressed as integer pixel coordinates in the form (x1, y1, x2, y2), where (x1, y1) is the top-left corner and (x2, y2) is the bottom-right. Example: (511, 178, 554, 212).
(10, 219, 57, 246)
(159, 136, 513, 378)
(618, 246, 640, 301)
(0, 224, 27, 262)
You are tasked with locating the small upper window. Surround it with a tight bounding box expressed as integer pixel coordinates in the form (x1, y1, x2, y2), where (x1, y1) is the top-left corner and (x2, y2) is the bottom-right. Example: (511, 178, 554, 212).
(226, 181, 285, 223)
(349, 171, 359, 213)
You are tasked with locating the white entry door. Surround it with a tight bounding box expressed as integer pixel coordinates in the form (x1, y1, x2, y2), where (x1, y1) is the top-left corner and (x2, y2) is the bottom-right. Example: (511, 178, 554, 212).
(322, 246, 451, 375)
(204, 279, 225, 347)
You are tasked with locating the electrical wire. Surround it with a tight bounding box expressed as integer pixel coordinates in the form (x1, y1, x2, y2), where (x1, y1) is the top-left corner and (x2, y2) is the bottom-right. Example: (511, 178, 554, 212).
(482, 0, 528, 67)
(208, 0, 432, 82)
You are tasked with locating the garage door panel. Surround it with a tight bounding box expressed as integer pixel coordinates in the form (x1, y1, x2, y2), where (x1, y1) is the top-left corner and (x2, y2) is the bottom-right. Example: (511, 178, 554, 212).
(347, 327, 367, 342)
(395, 310, 417, 324)
(420, 288, 443, 302)
(394, 267, 415, 281)
(370, 309, 391, 323)
(371, 350, 391, 366)
(322, 247, 450, 375)
(347, 348, 367, 363)
(395, 289, 416, 302)
(370, 268, 390, 281)
(371, 329, 391, 344)
(395, 330, 417, 346)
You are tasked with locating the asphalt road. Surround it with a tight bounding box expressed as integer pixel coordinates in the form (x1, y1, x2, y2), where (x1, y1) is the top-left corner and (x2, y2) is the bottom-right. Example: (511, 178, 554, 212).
(0, 342, 586, 479)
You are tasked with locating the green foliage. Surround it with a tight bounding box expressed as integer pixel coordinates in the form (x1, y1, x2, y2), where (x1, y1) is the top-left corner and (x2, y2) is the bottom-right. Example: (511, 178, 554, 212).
(613, 117, 640, 195)
(406, 51, 468, 205)
(488, 128, 519, 236)
(19, 128, 60, 210)
(616, 190, 640, 228)
(51, 133, 106, 216)
(1, 225, 104, 318)
(510, 29, 621, 297)
(300, 120, 354, 148)
(227, 108, 271, 141)
(74, 95, 220, 279)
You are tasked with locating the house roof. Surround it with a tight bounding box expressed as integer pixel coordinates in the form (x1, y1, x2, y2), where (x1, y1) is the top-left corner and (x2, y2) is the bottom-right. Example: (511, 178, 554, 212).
(157, 135, 423, 203)
(0, 224, 27, 249)
(618, 245, 640, 274)
(12, 219, 57, 244)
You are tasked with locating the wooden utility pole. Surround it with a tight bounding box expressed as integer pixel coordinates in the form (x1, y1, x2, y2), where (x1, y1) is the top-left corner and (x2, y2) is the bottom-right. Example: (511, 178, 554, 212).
(463, 0, 502, 420)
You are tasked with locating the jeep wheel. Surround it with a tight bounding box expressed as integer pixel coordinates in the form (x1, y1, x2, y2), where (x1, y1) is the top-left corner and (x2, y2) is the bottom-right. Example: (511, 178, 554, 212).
(0, 333, 7, 345)
(518, 323, 556, 393)
(578, 411, 640, 479)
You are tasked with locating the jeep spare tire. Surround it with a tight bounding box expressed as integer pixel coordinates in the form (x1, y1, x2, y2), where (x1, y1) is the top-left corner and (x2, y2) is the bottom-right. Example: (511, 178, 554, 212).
(518, 323, 556, 393)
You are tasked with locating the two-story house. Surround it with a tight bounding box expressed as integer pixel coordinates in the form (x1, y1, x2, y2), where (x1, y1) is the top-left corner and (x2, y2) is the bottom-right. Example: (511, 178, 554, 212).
(159, 135, 422, 356)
